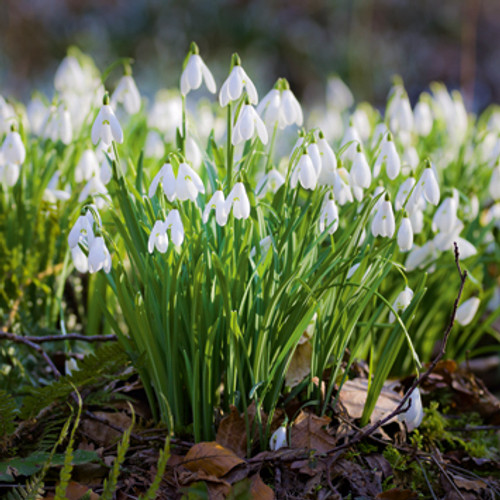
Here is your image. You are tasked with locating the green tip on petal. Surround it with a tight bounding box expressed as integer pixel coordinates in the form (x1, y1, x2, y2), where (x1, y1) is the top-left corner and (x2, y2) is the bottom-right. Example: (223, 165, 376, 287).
(281, 78, 290, 91)
(231, 53, 241, 67)
(244, 95, 251, 105)
(402, 209, 409, 218)
(384, 193, 391, 201)
(318, 131, 325, 139)
(424, 158, 431, 169)
(10, 123, 17, 132)
(356, 143, 362, 153)
(103, 92, 110, 105)
(190, 41, 199, 55)
(387, 132, 393, 142)
(124, 62, 132, 76)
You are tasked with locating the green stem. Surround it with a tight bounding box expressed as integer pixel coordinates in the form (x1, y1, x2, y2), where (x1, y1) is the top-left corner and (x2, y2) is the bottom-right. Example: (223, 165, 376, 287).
(265, 121, 279, 173)
(181, 95, 187, 156)
(226, 103, 233, 190)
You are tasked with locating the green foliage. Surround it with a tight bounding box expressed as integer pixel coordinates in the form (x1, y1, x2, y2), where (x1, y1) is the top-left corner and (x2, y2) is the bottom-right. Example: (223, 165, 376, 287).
(139, 435, 171, 500)
(20, 343, 128, 419)
(0, 388, 17, 439)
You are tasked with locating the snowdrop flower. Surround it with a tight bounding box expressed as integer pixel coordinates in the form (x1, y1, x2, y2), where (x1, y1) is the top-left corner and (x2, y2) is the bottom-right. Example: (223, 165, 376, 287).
(148, 220, 169, 253)
(316, 132, 337, 185)
(186, 136, 202, 170)
(91, 93, 124, 147)
(260, 78, 304, 130)
(232, 102, 268, 145)
(176, 162, 205, 201)
(54, 56, 85, 93)
(307, 141, 322, 177)
(1, 163, 20, 186)
(226, 182, 251, 219)
(166, 209, 185, 246)
(148, 91, 182, 142)
(43, 172, 71, 204)
(409, 209, 424, 235)
(395, 177, 417, 211)
(78, 175, 109, 209)
(111, 70, 141, 114)
(144, 130, 165, 160)
(42, 103, 72, 145)
(432, 197, 458, 233)
(269, 425, 287, 451)
(2, 126, 26, 165)
(332, 166, 353, 205)
(68, 211, 95, 249)
(413, 97, 433, 136)
(75, 149, 99, 186)
(291, 153, 317, 190)
(398, 388, 424, 431)
(419, 166, 440, 205)
(352, 107, 371, 141)
(88, 235, 112, 274)
(250, 235, 273, 259)
(255, 169, 285, 197)
(489, 165, 500, 201)
(398, 214, 413, 252)
(99, 147, 115, 185)
(371, 123, 389, 149)
(319, 197, 339, 234)
(340, 122, 361, 161)
(0, 96, 15, 134)
(203, 190, 228, 226)
(456, 297, 480, 326)
(405, 241, 437, 271)
(463, 193, 479, 221)
(389, 286, 414, 323)
(371, 196, 395, 238)
(71, 246, 89, 273)
(219, 54, 258, 107)
(180, 43, 216, 96)
(326, 76, 354, 111)
(27, 96, 48, 136)
(387, 87, 413, 133)
(149, 163, 177, 201)
(374, 133, 400, 180)
(350, 145, 371, 188)
(402, 147, 419, 173)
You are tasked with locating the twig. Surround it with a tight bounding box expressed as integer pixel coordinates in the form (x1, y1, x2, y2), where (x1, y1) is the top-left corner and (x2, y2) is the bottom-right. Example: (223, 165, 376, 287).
(431, 451, 466, 500)
(324, 242, 467, 456)
(0, 330, 61, 379)
(0, 330, 117, 343)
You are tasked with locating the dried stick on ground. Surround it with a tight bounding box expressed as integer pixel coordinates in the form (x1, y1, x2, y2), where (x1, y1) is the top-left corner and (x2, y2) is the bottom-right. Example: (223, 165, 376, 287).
(0, 331, 117, 343)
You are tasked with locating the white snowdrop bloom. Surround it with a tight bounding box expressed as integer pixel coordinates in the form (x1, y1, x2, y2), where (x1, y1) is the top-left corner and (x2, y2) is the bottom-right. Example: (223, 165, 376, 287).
(389, 286, 414, 323)
(402, 146, 419, 172)
(258, 82, 304, 130)
(388, 87, 414, 133)
(78, 175, 109, 209)
(166, 209, 185, 246)
(226, 182, 251, 219)
(405, 241, 436, 271)
(0, 96, 15, 134)
(71, 245, 89, 273)
(269, 425, 287, 451)
(68, 212, 95, 249)
(374, 134, 400, 180)
(456, 297, 481, 326)
(413, 99, 433, 136)
(148, 163, 177, 201)
(250, 235, 273, 259)
(219, 58, 257, 107)
(487, 288, 500, 312)
(57, 104, 73, 145)
(291, 153, 317, 190)
(326, 76, 354, 111)
(43, 172, 71, 204)
(373, 186, 386, 212)
(352, 107, 371, 141)
(202, 190, 228, 226)
(333, 167, 354, 205)
(463, 194, 479, 221)
(176, 162, 205, 201)
(409, 209, 424, 235)
(2, 128, 26, 165)
(456, 238, 477, 260)
(307, 141, 322, 177)
(352, 185, 364, 202)
(255, 169, 285, 197)
(91, 94, 124, 147)
(398, 216, 413, 252)
(319, 198, 339, 234)
(111, 74, 141, 114)
(340, 123, 361, 161)
(419, 167, 440, 205)
(180, 46, 216, 96)
(395, 177, 417, 211)
(232, 104, 268, 145)
(489, 165, 500, 201)
(186, 136, 202, 170)
(289, 133, 305, 160)
(280, 89, 304, 128)
(27, 96, 48, 136)
(257, 88, 281, 127)
(148, 220, 169, 254)
(54, 56, 85, 93)
(317, 134, 337, 185)
(398, 388, 424, 431)
(99, 148, 115, 185)
(371, 198, 395, 238)
(347, 262, 361, 279)
(350, 146, 371, 188)
(88, 236, 112, 274)
(1, 163, 20, 186)
(432, 197, 458, 233)
(371, 123, 389, 149)
(148, 91, 182, 142)
(144, 130, 165, 160)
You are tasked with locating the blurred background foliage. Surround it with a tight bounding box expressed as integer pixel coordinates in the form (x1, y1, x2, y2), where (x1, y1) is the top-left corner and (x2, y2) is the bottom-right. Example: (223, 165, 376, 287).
(0, 0, 498, 111)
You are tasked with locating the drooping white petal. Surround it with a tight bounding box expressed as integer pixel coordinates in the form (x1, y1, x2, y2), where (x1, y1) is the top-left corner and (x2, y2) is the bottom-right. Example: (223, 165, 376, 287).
(397, 217, 413, 252)
(456, 297, 480, 326)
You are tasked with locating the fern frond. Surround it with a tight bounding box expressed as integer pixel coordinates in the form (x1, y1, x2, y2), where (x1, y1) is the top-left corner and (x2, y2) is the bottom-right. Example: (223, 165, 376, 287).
(0, 389, 17, 439)
(139, 435, 170, 500)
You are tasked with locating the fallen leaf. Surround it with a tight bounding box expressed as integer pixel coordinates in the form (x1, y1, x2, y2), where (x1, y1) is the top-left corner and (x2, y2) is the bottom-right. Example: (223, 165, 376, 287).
(179, 470, 232, 499)
(331, 458, 382, 497)
(338, 378, 402, 423)
(250, 473, 274, 499)
(290, 411, 336, 453)
(376, 488, 418, 499)
(183, 442, 245, 478)
(286, 341, 313, 387)
(216, 405, 248, 458)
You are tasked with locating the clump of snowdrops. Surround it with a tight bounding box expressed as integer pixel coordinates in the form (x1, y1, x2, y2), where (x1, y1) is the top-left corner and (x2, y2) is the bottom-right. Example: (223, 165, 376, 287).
(1, 43, 499, 443)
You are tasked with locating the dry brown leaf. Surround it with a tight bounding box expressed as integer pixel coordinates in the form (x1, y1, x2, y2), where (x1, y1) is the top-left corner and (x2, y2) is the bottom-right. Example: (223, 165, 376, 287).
(376, 488, 419, 500)
(216, 405, 248, 458)
(286, 341, 313, 387)
(183, 441, 245, 478)
(250, 473, 274, 499)
(80, 411, 133, 447)
(43, 482, 99, 500)
(178, 469, 232, 499)
(290, 411, 336, 453)
(338, 378, 402, 423)
(451, 473, 487, 492)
